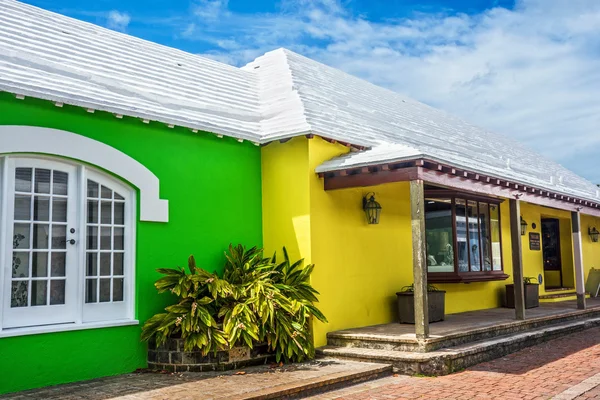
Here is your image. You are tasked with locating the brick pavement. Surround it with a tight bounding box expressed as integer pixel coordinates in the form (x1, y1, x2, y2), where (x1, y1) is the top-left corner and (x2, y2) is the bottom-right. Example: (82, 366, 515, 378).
(310, 327, 600, 400)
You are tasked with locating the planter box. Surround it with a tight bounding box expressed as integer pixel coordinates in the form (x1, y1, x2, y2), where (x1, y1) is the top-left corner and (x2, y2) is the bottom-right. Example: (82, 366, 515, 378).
(505, 284, 539, 309)
(147, 338, 273, 373)
(396, 291, 446, 324)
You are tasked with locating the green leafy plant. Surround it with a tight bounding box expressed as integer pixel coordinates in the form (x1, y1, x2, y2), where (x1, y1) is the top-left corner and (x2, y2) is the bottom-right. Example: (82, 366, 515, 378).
(141, 244, 327, 363)
(400, 283, 441, 292)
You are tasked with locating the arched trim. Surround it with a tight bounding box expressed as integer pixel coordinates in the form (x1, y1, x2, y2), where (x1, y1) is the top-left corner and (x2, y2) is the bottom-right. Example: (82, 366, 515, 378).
(0, 126, 168, 222)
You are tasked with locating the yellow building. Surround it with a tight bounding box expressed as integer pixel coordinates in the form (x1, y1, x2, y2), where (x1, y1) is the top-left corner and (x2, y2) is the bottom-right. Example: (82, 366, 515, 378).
(251, 50, 600, 346)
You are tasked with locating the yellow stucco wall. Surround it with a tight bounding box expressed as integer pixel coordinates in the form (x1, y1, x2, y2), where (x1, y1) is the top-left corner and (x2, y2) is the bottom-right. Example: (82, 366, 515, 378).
(262, 136, 600, 347)
(581, 214, 600, 283)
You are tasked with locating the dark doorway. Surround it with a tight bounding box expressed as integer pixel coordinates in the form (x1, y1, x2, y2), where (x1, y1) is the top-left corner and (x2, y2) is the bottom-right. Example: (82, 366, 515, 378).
(542, 218, 562, 288)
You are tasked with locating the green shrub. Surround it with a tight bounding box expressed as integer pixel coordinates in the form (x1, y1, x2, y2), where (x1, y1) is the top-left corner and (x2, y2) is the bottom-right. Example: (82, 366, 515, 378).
(141, 244, 327, 363)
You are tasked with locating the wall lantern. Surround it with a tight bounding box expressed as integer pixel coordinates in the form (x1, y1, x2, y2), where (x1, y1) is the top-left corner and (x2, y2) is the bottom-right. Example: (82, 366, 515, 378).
(363, 193, 382, 225)
(520, 217, 528, 236)
(589, 227, 600, 243)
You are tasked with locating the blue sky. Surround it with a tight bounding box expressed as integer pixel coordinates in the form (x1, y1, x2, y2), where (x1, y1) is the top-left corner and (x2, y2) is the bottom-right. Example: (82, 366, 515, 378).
(22, 0, 600, 183)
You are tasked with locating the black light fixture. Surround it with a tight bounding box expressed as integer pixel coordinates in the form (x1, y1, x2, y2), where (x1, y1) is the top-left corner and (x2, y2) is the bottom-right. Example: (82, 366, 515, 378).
(520, 217, 528, 236)
(362, 193, 382, 224)
(589, 227, 600, 243)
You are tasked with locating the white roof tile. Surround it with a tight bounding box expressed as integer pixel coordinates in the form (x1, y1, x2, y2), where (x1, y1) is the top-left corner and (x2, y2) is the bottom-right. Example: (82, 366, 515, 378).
(1, 1, 598, 203)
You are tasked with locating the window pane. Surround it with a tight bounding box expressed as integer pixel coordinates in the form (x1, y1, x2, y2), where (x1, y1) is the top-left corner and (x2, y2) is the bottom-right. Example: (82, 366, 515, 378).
(50, 280, 66, 305)
(87, 226, 98, 250)
(31, 280, 48, 306)
(114, 227, 124, 250)
(87, 180, 99, 198)
(52, 198, 68, 222)
(87, 200, 98, 223)
(101, 201, 112, 224)
(14, 195, 31, 220)
(113, 253, 124, 275)
(13, 223, 31, 249)
(51, 252, 66, 277)
(33, 224, 49, 249)
(479, 202, 492, 271)
(52, 171, 68, 195)
(33, 196, 50, 221)
(34, 169, 51, 194)
(87, 252, 98, 276)
(101, 186, 112, 199)
(114, 192, 124, 200)
(425, 198, 454, 273)
(99, 279, 111, 302)
(32, 252, 48, 277)
(100, 253, 111, 276)
(15, 168, 32, 192)
(51, 225, 67, 249)
(467, 200, 481, 272)
(490, 205, 503, 271)
(12, 252, 29, 278)
(11, 281, 28, 307)
(86, 279, 97, 303)
(113, 278, 124, 302)
(114, 202, 125, 225)
(100, 227, 111, 250)
(455, 199, 469, 272)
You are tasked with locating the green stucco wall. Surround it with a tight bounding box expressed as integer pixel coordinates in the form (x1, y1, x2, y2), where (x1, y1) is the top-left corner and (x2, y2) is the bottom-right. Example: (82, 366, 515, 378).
(0, 92, 262, 394)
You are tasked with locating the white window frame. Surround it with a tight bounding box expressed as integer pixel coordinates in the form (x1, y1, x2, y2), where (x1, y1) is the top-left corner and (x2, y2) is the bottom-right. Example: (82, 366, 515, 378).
(0, 155, 138, 337)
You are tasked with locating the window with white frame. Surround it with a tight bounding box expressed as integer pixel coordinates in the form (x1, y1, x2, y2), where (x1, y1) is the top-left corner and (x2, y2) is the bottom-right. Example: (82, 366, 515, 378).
(1, 156, 135, 334)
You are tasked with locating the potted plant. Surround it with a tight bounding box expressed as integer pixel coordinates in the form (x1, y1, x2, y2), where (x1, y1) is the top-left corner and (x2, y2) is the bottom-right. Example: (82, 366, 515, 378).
(396, 284, 446, 323)
(505, 277, 539, 309)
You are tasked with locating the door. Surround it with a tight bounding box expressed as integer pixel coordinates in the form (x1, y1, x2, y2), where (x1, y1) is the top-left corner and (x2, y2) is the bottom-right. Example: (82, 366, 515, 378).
(541, 218, 562, 288)
(3, 158, 79, 328)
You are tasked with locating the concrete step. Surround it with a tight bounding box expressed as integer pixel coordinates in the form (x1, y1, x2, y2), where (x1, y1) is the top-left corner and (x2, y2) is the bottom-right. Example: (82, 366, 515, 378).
(318, 317, 600, 376)
(327, 307, 600, 352)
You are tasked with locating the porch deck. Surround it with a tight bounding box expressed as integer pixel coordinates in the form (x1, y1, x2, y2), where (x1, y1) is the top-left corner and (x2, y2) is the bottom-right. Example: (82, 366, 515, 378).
(327, 298, 600, 351)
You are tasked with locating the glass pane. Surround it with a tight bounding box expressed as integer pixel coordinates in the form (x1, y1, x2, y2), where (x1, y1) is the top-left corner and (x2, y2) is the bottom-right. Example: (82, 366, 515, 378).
(99, 279, 111, 302)
(113, 253, 124, 275)
(114, 227, 124, 250)
(13, 223, 31, 249)
(100, 227, 112, 250)
(14, 195, 31, 220)
(52, 171, 68, 195)
(113, 278, 124, 302)
(114, 192, 124, 200)
(425, 198, 454, 273)
(86, 279, 97, 303)
(31, 280, 47, 306)
(51, 252, 66, 277)
(100, 253, 111, 276)
(87, 180, 99, 198)
(467, 200, 481, 272)
(490, 205, 502, 271)
(51, 225, 67, 249)
(12, 252, 29, 278)
(15, 168, 32, 192)
(33, 224, 49, 249)
(32, 252, 48, 277)
(114, 202, 124, 225)
(101, 201, 112, 224)
(87, 200, 98, 223)
(101, 186, 112, 199)
(52, 198, 68, 222)
(34, 169, 51, 194)
(479, 203, 492, 271)
(50, 280, 66, 305)
(87, 226, 98, 250)
(455, 199, 469, 272)
(11, 281, 28, 307)
(33, 196, 50, 221)
(86, 252, 98, 276)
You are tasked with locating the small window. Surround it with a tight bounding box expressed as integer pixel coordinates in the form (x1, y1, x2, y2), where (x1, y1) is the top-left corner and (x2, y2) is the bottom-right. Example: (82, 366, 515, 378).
(425, 189, 507, 283)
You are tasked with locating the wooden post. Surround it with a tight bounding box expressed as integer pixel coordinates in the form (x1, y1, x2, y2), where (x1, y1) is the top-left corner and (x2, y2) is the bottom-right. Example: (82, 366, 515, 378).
(410, 180, 429, 339)
(509, 198, 526, 320)
(571, 211, 586, 310)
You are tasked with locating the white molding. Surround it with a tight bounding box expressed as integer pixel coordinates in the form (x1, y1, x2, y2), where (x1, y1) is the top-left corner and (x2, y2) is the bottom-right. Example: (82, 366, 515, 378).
(0, 126, 168, 222)
(0, 319, 139, 339)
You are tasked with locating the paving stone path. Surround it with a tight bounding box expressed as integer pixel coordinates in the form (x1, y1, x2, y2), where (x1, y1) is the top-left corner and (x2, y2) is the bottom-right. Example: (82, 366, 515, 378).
(310, 327, 600, 400)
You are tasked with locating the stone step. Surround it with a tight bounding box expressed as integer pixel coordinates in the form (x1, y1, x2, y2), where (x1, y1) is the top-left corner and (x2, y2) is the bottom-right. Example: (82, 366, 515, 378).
(327, 307, 600, 352)
(232, 360, 393, 400)
(318, 317, 600, 376)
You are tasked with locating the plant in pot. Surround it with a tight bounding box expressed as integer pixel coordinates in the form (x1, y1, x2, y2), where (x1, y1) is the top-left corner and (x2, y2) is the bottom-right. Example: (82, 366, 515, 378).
(396, 284, 446, 323)
(141, 245, 327, 368)
(505, 277, 539, 309)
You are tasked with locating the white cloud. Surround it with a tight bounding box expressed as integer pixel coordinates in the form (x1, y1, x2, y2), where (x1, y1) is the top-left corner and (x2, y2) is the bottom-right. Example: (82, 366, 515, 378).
(106, 10, 131, 31)
(179, 0, 600, 182)
(193, 0, 229, 21)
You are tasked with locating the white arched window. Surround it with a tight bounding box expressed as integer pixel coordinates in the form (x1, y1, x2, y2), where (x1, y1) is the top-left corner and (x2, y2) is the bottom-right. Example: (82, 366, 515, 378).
(1, 155, 136, 335)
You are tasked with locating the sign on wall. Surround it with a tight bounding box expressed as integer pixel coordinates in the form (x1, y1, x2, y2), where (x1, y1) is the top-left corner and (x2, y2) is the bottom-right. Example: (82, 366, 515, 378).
(529, 232, 541, 251)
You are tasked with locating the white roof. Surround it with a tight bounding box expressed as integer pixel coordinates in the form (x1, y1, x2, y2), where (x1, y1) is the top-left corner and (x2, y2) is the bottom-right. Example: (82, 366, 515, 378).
(1, 0, 598, 203)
